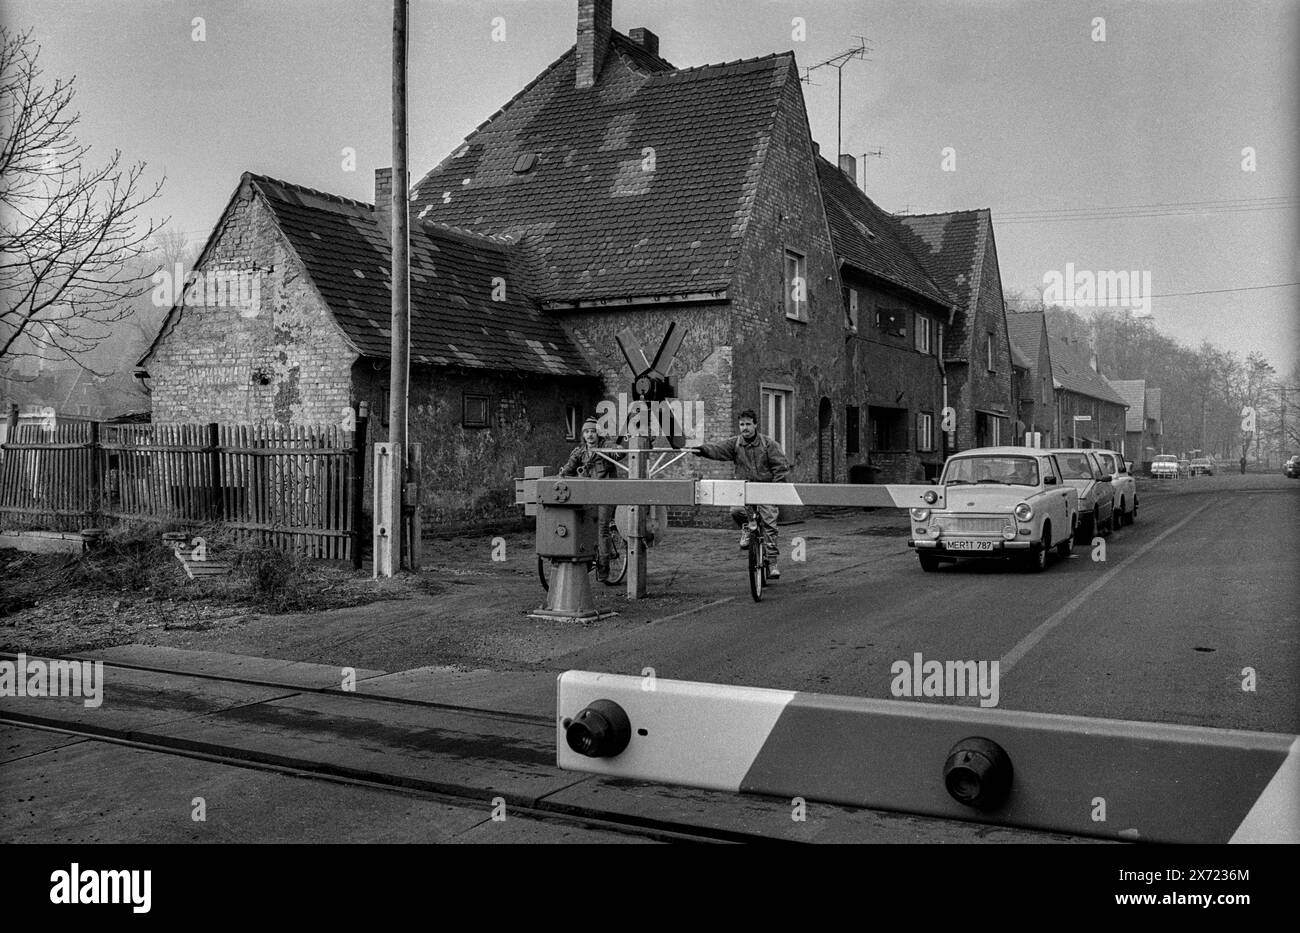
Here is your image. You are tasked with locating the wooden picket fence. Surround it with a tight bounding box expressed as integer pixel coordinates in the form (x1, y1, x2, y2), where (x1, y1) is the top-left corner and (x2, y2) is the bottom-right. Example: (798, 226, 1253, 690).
(0, 417, 368, 564)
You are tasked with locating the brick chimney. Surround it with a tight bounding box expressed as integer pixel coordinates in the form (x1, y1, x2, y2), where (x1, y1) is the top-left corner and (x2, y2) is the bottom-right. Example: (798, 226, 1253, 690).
(576, 0, 612, 89)
(839, 153, 858, 187)
(374, 167, 392, 239)
(628, 27, 659, 57)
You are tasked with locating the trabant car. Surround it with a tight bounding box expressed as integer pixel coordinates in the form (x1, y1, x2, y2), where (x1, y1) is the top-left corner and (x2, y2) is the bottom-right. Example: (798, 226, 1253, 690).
(908, 446, 1079, 573)
(1050, 449, 1115, 538)
(1151, 454, 1179, 480)
(1093, 449, 1138, 526)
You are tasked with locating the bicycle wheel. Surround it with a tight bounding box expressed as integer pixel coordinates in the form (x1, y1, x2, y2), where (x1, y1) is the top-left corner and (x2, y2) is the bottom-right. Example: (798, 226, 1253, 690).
(606, 524, 628, 585)
(748, 536, 765, 602)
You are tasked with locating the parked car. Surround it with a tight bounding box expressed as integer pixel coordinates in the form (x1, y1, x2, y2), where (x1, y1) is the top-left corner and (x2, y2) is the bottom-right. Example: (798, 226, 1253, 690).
(1285, 455, 1300, 479)
(1050, 448, 1115, 538)
(1177, 458, 1191, 477)
(908, 446, 1079, 573)
(1189, 457, 1214, 476)
(1151, 454, 1179, 479)
(1093, 449, 1138, 526)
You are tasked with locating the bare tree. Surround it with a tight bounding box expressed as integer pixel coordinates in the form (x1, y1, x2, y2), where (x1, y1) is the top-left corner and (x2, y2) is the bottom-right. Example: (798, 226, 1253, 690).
(0, 26, 166, 372)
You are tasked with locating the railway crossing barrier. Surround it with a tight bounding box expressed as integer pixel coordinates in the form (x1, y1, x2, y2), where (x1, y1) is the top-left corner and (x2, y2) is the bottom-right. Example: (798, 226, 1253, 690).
(556, 670, 1299, 844)
(516, 475, 944, 620)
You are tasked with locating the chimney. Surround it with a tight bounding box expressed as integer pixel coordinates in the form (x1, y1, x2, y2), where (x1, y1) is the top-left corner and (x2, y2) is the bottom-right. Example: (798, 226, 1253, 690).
(576, 0, 613, 89)
(628, 27, 659, 57)
(839, 153, 858, 187)
(374, 167, 392, 239)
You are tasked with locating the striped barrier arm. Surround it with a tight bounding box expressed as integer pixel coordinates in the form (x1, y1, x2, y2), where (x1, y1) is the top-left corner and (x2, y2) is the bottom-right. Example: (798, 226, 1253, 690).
(517, 477, 945, 510)
(556, 671, 1298, 844)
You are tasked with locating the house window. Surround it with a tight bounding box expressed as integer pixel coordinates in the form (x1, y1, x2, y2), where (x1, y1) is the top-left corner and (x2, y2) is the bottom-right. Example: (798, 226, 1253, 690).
(868, 406, 908, 451)
(917, 412, 935, 452)
(976, 411, 1003, 447)
(845, 405, 860, 455)
(915, 315, 932, 355)
(761, 385, 793, 452)
(564, 404, 579, 441)
(876, 308, 906, 337)
(462, 393, 491, 428)
(842, 287, 859, 331)
(784, 249, 807, 321)
(986, 332, 996, 372)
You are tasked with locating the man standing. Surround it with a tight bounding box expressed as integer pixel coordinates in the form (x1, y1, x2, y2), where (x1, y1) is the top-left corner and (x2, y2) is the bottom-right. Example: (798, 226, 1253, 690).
(560, 417, 622, 583)
(692, 409, 791, 578)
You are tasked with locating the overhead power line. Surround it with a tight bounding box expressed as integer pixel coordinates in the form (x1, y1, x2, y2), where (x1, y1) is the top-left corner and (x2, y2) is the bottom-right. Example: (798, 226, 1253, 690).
(1005, 281, 1300, 301)
(993, 196, 1296, 225)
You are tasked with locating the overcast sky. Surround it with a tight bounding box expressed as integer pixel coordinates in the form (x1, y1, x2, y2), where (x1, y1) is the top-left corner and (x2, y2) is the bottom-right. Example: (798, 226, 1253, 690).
(8, 0, 1297, 371)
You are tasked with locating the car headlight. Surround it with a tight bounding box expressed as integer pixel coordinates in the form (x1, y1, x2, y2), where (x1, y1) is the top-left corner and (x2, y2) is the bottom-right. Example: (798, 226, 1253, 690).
(1002, 523, 1016, 540)
(911, 507, 931, 522)
(1013, 502, 1033, 522)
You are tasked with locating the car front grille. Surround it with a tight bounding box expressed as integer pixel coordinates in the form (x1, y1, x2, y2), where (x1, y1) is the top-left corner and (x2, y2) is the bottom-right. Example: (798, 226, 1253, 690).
(940, 516, 1007, 535)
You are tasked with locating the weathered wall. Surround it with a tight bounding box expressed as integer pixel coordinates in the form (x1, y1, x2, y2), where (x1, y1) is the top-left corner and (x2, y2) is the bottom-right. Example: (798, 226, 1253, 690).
(146, 185, 356, 425)
(954, 224, 1014, 451)
(354, 364, 600, 531)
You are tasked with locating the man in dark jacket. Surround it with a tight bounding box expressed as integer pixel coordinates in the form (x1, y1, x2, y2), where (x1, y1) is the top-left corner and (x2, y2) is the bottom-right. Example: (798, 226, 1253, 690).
(560, 417, 622, 582)
(692, 409, 791, 577)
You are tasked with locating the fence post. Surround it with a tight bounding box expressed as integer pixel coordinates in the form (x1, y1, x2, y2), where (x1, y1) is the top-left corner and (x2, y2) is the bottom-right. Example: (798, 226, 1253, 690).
(351, 405, 369, 570)
(207, 422, 224, 521)
(88, 421, 102, 526)
(4, 403, 16, 440)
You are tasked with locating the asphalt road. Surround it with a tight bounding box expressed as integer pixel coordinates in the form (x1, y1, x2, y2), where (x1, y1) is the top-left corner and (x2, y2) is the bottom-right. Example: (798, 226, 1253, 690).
(556, 473, 1300, 734)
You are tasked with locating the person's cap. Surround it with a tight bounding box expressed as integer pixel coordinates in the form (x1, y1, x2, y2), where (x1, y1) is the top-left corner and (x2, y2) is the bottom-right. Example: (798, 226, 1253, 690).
(582, 417, 599, 427)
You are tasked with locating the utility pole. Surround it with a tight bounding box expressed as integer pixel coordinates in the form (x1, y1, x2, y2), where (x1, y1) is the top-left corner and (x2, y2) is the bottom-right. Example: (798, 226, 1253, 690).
(382, 0, 410, 577)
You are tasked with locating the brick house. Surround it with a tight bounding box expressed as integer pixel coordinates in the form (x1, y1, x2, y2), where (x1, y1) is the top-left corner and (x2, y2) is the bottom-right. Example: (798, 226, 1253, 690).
(1047, 336, 1129, 450)
(1005, 308, 1056, 445)
(897, 210, 1016, 452)
(143, 0, 1011, 527)
(1109, 379, 1163, 467)
(139, 173, 600, 529)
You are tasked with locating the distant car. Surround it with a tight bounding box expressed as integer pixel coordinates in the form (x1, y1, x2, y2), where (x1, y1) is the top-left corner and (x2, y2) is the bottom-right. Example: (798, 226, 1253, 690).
(1049, 449, 1115, 538)
(908, 446, 1079, 573)
(1094, 449, 1138, 526)
(1151, 454, 1179, 479)
(1189, 457, 1214, 476)
(1285, 455, 1300, 479)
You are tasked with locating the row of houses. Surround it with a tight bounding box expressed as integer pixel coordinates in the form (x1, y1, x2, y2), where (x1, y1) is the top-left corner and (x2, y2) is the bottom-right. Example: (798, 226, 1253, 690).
(136, 0, 1162, 530)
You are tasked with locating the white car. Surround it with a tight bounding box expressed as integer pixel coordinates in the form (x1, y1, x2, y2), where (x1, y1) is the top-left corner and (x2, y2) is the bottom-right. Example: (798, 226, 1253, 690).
(908, 447, 1080, 572)
(1093, 449, 1138, 526)
(1151, 454, 1179, 480)
(1049, 449, 1116, 539)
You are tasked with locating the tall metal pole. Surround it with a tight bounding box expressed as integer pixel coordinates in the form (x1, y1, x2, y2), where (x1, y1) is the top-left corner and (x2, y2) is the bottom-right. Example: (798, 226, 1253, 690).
(384, 0, 410, 576)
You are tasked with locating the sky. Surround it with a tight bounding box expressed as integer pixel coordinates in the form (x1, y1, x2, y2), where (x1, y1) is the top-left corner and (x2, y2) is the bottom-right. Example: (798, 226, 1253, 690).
(6, 0, 1297, 372)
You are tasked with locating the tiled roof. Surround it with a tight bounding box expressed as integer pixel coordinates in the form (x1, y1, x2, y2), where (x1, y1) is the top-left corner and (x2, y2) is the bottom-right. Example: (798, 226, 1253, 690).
(814, 158, 954, 310)
(1005, 309, 1048, 378)
(1009, 341, 1031, 370)
(1108, 378, 1149, 432)
(408, 33, 793, 303)
(1048, 336, 1129, 407)
(248, 174, 592, 377)
(896, 209, 989, 356)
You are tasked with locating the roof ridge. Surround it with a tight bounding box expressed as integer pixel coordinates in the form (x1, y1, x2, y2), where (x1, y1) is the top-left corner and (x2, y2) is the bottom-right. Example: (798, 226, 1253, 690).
(419, 219, 516, 246)
(899, 207, 989, 220)
(244, 172, 372, 211)
(666, 49, 793, 75)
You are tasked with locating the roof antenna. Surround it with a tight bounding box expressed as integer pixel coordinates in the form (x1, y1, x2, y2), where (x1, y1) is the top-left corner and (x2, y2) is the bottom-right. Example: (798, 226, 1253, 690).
(859, 148, 883, 188)
(800, 36, 872, 165)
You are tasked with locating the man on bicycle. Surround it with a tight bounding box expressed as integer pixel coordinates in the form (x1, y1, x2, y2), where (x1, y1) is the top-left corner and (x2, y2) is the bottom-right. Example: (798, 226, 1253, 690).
(560, 417, 622, 583)
(691, 409, 791, 578)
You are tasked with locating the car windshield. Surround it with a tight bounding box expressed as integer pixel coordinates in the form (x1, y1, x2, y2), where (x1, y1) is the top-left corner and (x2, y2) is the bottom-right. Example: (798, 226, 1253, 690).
(1055, 453, 1096, 479)
(944, 456, 1040, 486)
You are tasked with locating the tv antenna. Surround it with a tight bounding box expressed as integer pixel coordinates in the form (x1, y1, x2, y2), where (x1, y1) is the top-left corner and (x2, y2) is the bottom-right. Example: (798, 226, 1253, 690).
(800, 36, 873, 164)
(859, 148, 883, 187)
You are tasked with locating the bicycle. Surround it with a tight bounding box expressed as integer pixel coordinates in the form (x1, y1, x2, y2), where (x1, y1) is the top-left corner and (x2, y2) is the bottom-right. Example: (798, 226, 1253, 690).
(537, 516, 627, 591)
(743, 504, 770, 602)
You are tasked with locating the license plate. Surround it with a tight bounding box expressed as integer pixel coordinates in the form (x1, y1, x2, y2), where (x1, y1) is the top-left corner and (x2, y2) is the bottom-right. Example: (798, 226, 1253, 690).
(946, 540, 995, 552)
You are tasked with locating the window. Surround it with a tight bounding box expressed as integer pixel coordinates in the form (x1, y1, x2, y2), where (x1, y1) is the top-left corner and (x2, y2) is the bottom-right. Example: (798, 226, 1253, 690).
(462, 393, 491, 428)
(784, 249, 807, 321)
(564, 404, 579, 441)
(986, 332, 996, 372)
(868, 406, 908, 451)
(877, 308, 906, 337)
(976, 411, 1003, 447)
(917, 412, 934, 452)
(842, 287, 859, 331)
(915, 315, 933, 355)
(761, 385, 793, 452)
(845, 405, 860, 455)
